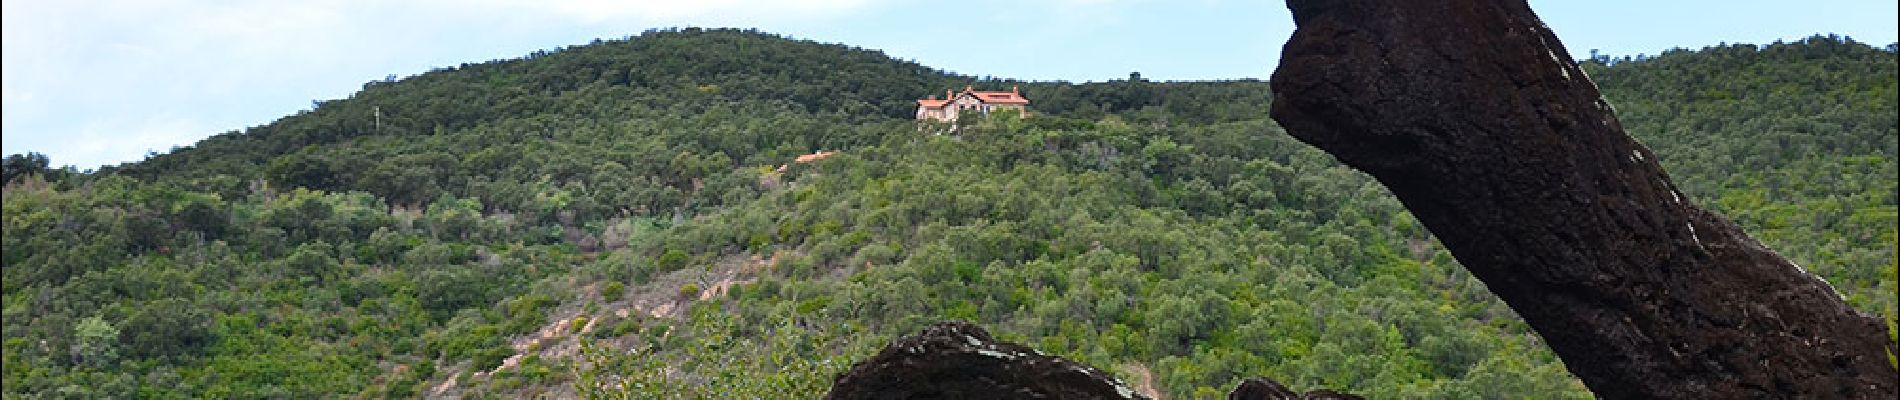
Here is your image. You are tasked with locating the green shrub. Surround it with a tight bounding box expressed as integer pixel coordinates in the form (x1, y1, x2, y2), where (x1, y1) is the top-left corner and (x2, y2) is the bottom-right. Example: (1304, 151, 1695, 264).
(601, 281, 626, 301)
(657, 249, 690, 271)
(679, 283, 701, 299)
(569, 316, 590, 334)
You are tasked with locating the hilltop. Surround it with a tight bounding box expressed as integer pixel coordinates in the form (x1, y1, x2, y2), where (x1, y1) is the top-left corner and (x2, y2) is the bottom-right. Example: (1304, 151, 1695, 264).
(3, 29, 1893, 398)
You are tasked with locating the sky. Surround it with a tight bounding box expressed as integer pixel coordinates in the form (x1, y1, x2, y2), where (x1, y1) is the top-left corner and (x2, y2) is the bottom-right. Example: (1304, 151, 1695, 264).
(4, 0, 1896, 170)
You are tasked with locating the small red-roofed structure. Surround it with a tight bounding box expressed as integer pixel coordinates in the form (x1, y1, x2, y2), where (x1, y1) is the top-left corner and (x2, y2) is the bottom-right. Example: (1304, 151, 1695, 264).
(916, 86, 1029, 122)
(776, 150, 838, 173)
(794, 151, 835, 163)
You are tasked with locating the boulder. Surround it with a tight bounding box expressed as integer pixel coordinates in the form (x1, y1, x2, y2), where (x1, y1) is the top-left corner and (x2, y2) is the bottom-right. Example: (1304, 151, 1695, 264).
(827, 322, 1360, 400)
(825, 321, 1146, 400)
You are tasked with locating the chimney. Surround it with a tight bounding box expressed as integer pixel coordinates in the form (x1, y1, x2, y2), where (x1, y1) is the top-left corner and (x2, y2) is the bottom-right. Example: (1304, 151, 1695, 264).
(947, 89, 953, 99)
(965, 85, 973, 92)
(1012, 85, 1019, 94)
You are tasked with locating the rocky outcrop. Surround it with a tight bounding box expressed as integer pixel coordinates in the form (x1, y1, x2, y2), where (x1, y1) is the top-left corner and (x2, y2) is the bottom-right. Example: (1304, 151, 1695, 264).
(828, 322, 1364, 399)
(1269, 0, 1897, 398)
(825, 321, 1146, 400)
(1228, 378, 1363, 400)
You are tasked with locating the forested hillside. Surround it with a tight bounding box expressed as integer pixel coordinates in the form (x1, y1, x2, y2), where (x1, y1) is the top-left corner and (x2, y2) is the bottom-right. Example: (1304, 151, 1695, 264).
(1583, 36, 1898, 317)
(3, 29, 1892, 398)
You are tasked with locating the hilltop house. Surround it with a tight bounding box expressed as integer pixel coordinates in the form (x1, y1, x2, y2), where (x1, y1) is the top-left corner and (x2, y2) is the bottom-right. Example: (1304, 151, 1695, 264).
(916, 86, 1029, 122)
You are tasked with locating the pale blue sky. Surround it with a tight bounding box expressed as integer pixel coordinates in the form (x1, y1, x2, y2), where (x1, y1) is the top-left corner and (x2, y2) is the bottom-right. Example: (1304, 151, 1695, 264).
(4, 0, 1896, 170)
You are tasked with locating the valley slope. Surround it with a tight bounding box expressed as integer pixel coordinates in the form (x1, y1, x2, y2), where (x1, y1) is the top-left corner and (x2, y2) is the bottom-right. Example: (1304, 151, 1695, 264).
(2, 29, 1892, 398)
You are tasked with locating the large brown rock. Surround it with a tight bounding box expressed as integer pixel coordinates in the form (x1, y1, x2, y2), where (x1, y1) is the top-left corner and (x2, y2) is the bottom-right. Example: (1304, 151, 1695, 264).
(1268, 0, 1897, 398)
(824, 321, 1146, 400)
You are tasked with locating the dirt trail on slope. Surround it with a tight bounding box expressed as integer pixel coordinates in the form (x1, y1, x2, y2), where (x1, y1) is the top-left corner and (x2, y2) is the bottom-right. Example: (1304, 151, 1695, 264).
(425, 252, 778, 397)
(1123, 362, 1164, 400)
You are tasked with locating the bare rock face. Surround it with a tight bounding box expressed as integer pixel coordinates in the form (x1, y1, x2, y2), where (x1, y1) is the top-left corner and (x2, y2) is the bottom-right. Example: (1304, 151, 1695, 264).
(1269, 0, 1897, 398)
(825, 321, 1147, 400)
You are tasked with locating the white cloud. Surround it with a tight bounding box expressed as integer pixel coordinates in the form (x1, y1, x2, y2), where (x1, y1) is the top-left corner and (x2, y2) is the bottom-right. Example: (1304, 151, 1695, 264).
(3, 0, 369, 167)
(59, 114, 213, 170)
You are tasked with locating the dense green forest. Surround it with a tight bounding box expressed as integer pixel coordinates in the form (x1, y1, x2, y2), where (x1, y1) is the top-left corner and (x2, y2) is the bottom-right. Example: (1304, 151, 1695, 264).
(3, 29, 1893, 398)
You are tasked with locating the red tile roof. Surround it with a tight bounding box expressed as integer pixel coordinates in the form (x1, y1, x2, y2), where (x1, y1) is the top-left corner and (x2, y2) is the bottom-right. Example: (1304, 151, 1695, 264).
(916, 86, 1030, 107)
(971, 91, 1029, 104)
(794, 151, 836, 163)
(776, 151, 838, 173)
